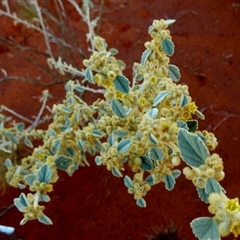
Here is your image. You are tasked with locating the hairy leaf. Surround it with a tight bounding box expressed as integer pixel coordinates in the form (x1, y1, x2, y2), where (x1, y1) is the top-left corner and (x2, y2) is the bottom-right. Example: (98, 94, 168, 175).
(85, 67, 94, 83)
(153, 90, 169, 106)
(37, 164, 52, 183)
(168, 64, 181, 82)
(163, 174, 175, 191)
(113, 75, 130, 94)
(117, 139, 132, 153)
(124, 176, 133, 188)
(161, 38, 174, 56)
(136, 198, 146, 208)
(111, 99, 126, 118)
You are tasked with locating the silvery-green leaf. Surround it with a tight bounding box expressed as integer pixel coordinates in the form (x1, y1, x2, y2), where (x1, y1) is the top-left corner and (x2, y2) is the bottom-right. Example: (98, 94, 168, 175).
(24, 137, 33, 148)
(161, 38, 174, 56)
(153, 90, 169, 106)
(186, 120, 198, 133)
(55, 155, 72, 171)
(168, 64, 181, 82)
(109, 48, 119, 55)
(176, 120, 189, 130)
(16, 123, 25, 131)
(149, 133, 158, 144)
(19, 193, 28, 208)
(113, 130, 128, 138)
(113, 75, 130, 94)
(136, 198, 146, 208)
(24, 174, 36, 185)
(190, 217, 220, 240)
(62, 107, 72, 114)
(112, 167, 123, 177)
(180, 94, 188, 107)
(136, 130, 142, 140)
(51, 139, 61, 154)
(17, 183, 26, 189)
(178, 129, 209, 167)
(172, 170, 181, 179)
(38, 214, 53, 225)
(196, 133, 205, 142)
(146, 108, 159, 119)
(5, 132, 18, 144)
(117, 139, 132, 153)
(95, 156, 102, 166)
(75, 85, 85, 93)
(107, 133, 115, 146)
(197, 187, 209, 203)
(94, 140, 102, 152)
(66, 147, 75, 157)
(163, 174, 175, 191)
(48, 129, 56, 137)
(77, 140, 85, 150)
(141, 48, 152, 65)
(164, 19, 176, 25)
(145, 175, 154, 185)
(135, 73, 143, 81)
(205, 178, 222, 194)
(111, 99, 126, 118)
(140, 156, 153, 170)
(149, 147, 164, 160)
(148, 25, 155, 34)
(38, 193, 50, 202)
(124, 175, 133, 188)
(38, 164, 52, 183)
(85, 67, 94, 83)
(5, 158, 12, 168)
(91, 130, 102, 137)
(14, 198, 24, 212)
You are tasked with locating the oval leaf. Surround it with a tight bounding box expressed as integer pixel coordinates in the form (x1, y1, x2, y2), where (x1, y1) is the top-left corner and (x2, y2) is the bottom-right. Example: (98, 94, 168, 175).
(124, 176, 133, 188)
(168, 64, 181, 82)
(85, 67, 94, 83)
(153, 90, 169, 106)
(146, 108, 159, 119)
(178, 129, 210, 167)
(136, 198, 146, 208)
(38, 164, 52, 183)
(163, 174, 175, 191)
(55, 155, 72, 171)
(141, 48, 152, 65)
(190, 217, 220, 240)
(140, 156, 153, 170)
(161, 38, 174, 56)
(117, 139, 132, 153)
(205, 178, 222, 194)
(111, 99, 126, 118)
(113, 75, 130, 94)
(149, 147, 164, 160)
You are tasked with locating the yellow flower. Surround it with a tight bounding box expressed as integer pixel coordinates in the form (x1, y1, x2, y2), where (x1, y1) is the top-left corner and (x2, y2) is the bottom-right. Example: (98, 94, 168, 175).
(226, 198, 240, 213)
(231, 222, 240, 238)
(114, 91, 125, 99)
(139, 97, 147, 105)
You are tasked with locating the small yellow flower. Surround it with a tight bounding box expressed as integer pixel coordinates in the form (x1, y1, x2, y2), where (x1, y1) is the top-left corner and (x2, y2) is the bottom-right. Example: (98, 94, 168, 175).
(139, 97, 147, 105)
(114, 91, 125, 99)
(231, 222, 240, 238)
(226, 198, 240, 213)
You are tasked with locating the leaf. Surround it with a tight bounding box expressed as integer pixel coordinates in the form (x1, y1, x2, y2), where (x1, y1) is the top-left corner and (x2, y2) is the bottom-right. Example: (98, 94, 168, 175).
(19, 193, 28, 208)
(161, 38, 174, 56)
(24, 137, 33, 148)
(77, 140, 85, 150)
(5, 132, 18, 144)
(178, 129, 210, 167)
(153, 90, 169, 106)
(172, 170, 181, 179)
(107, 133, 115, 146)
(48, 129, 56, 137)
(124, 176, 133, 188)
(163, 174, 175, 191)
(136, 198, 146, 208)
(66, 147, 75, 157)
(95, 156, 102, 166)
(141, 48, 152, 65)
(62, 107, 72, 114)
(146, 108, 159, 119)
(117, 139, 132, 153)
(38, 214, 53, 225)
(38, 194, 50, 202)
(145, 174, 154, 185)
(108, 48, 119, 55)
(186, 120, 198, 133)
(112, 167, 123, 177)
(85, 67, 94, 83)
(51, 139, 61, 154)
(148, 25, 155, 34)
(135, 73, 143, 81)
(168, 64, 181, 82)
(91, 130, 102, 137)
(14, 198, 24, 212)
(75, 85, 85, 93)
(197, 187, 209, 203)
(5, 158, 12, 168)
(37, 164, 52, 183)
(164, 19, 176, 25)
(113, 75, 130, 94)
(55, 155, 72, 171)
(16, 122, 25, 131)
(111, 99, 126, 118)
(113, 130, 128, 138)
(176, 120, 189, 130)
(205, 178, 222, 194)
(190, 217, 220, 240)
(149, 134, 158, 144)
(24, 174, 36, 185)
(136, 130, 142, 141)
(140, 156, 153, 170)
(180, 94, 188, 107)
(149, 147, 164, 160)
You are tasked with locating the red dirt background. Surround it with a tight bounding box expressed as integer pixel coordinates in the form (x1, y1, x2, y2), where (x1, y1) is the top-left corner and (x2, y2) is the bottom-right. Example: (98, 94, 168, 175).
(0, 1, 240, 239)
